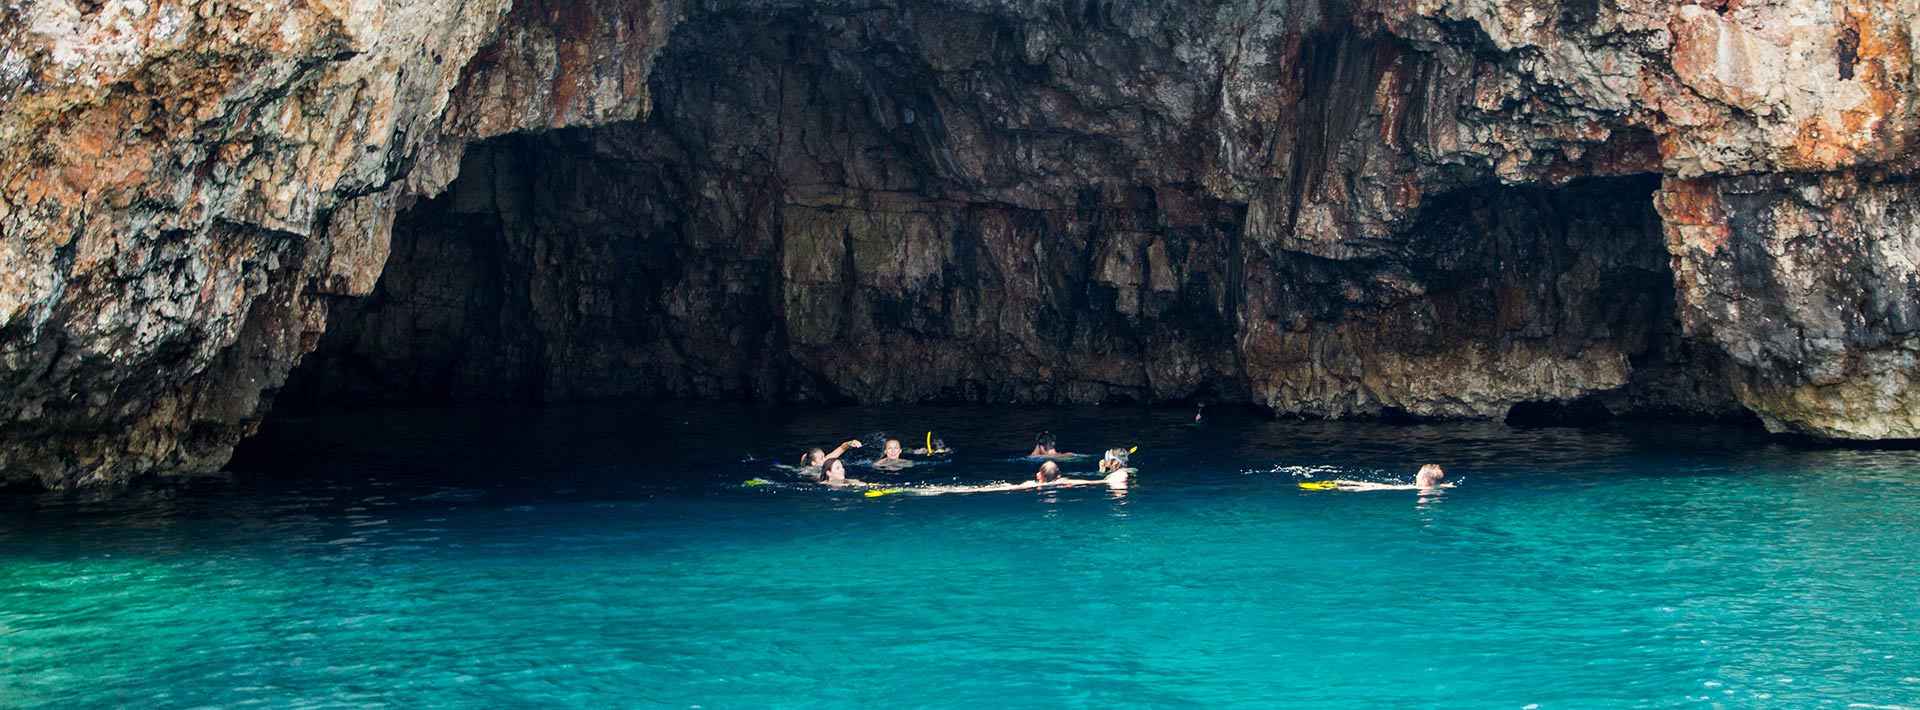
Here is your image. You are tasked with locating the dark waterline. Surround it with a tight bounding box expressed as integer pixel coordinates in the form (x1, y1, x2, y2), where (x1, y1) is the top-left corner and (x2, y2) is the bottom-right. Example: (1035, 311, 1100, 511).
(4, 402, 1919, 708)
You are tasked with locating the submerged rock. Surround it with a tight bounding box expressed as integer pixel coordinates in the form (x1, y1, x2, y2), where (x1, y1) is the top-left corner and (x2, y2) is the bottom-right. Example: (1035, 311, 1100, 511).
(2, 0, 1916, 487)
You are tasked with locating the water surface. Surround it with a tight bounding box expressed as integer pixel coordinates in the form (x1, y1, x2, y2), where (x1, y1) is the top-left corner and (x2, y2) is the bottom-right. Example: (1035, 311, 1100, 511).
(4, 403, 1918, 708)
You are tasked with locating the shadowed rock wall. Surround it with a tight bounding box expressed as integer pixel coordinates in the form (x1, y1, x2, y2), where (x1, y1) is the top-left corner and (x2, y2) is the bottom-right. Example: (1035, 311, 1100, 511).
(286, 7, 1742, 423)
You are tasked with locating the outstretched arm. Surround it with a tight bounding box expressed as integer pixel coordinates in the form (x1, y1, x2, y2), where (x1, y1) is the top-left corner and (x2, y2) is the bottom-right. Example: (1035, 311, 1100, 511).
(825, 440, 863, 460)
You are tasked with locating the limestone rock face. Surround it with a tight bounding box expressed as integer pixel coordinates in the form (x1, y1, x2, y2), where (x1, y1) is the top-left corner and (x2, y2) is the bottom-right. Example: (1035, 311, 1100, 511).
(0, 0, 677, 488)
(1660, 171, 1920, 438)
(3, 0, 1918, 487)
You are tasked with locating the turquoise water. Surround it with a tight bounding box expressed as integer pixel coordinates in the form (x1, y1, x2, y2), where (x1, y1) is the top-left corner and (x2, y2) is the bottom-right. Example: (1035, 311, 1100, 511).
(4, 403, 1920, 708)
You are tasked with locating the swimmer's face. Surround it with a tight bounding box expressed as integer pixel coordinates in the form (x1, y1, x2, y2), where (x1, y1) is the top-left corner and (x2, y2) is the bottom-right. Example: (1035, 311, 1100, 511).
(822, 459, 845, 480)
(884, 440, 902, 458)
(806, 449, 827, 467)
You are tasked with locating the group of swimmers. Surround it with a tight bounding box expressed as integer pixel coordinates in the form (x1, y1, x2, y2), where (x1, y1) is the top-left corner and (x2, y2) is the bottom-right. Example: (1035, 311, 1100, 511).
(781, 431, 1450, 495)
(785, 432, 1132, 493)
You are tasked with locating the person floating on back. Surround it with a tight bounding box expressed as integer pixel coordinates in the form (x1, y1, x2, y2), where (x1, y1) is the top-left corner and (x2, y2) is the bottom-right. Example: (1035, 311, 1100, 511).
(1030, 461, 1130, 489)
(1303, 463, 1451, 492)
(930, 461, 1127, 494)
(1027, 432, 1080, 460)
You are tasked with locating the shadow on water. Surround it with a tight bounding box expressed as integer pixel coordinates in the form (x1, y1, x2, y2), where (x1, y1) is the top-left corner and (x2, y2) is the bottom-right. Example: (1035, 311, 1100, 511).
(6, 400, 1908, 534)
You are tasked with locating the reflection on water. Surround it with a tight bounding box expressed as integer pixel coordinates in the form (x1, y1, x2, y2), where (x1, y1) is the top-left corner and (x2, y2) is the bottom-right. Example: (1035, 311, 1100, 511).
(2, 402, 1919, 708)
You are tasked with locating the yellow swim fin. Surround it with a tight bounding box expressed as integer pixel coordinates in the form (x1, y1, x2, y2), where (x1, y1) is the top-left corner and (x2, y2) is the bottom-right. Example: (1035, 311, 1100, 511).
(1298, 481, 1339, 491)
(864, 488, 906, 498)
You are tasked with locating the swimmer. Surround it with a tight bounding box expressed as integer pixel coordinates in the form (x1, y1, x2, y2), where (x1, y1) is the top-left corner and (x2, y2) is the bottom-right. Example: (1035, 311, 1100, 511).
(1320, 464, 1452, 492)
(1195, 402, 1205, 423)
(1099, 447, 1134, 474)
(872, 439, 914, 470)
(796, 439, 864, 469)
(907, 435, 951, 456)
(1035, 461, 1128, 488)
(1027, 432, 1079, 459)
(817, 458, 869, 487)
(920, 461, 1128, 494)
(1415, 463, 1446, 489)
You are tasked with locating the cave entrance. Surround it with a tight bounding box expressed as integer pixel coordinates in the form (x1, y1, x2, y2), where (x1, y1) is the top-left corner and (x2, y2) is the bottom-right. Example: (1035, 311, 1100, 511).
(281, 4, 1250, 407)
(275, 6, 1747, 427)
(1384, 174, 1751, 424)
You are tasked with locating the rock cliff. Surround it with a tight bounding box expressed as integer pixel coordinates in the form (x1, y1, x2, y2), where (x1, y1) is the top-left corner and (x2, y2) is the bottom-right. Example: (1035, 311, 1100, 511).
(3, 0, 1916, 488)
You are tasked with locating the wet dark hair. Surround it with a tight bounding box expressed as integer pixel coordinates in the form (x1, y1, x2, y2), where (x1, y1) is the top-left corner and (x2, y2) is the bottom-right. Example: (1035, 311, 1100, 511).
(1036, 432, 1056, 449)
(802, 448, 826, 466)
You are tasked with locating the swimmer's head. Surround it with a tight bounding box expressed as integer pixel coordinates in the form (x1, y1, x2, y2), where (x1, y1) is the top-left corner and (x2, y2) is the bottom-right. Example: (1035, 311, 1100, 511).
(931, 438, 946, 452)
(884, 439, 903, 458)
(1103, 447, 1130, 464)
(1036, 461, 1062, 483)
(1036, 432, 1056, 452)
(1416, 463, 1445, 487)
(804, 448, 828, 467)
(820, 458, 847, 481)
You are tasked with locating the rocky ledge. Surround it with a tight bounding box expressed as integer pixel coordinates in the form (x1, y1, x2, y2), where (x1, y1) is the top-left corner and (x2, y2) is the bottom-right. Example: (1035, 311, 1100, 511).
(2, 0, 1917, 488)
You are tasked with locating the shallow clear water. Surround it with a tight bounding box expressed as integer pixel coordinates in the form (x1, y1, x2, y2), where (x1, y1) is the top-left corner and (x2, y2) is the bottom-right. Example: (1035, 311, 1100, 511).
(4, 403, 1920, 708)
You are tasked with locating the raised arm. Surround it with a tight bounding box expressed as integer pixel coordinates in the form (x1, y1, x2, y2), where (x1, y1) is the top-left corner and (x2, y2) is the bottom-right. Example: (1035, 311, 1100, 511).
(825, 440, 863, 460)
